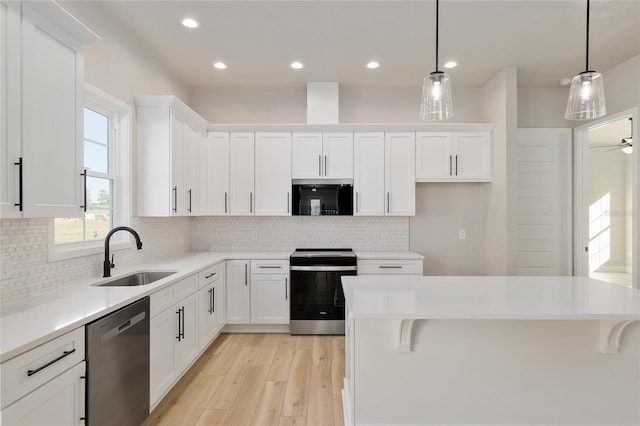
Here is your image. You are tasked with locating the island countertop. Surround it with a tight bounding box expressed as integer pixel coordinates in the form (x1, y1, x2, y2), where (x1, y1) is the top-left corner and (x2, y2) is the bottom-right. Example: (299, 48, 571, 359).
(342, 275, 640, 320)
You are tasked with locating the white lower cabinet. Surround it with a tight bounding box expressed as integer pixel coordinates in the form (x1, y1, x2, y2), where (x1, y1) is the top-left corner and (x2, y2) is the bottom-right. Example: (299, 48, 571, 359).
(227, 259, 289, 325)
(0, 362, 86, 425)
(357, 258, 424, 275)
(0, 327, 86, 425)
(198, 263, 226, 351)
(150, 276, 199, 408)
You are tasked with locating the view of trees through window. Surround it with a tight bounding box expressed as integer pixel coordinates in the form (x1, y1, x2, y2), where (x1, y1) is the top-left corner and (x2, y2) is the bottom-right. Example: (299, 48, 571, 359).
(55, 107, 114, 244)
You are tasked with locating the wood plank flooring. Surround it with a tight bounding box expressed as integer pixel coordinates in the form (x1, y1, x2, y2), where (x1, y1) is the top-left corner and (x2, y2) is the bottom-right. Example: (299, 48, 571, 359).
(144, 333, 345, 426)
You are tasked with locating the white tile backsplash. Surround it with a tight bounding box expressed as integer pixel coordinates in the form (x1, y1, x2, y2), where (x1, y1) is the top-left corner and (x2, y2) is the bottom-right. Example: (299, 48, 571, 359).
(0, 217, 191, 303)
(191, 216, 409, 252)
(1, 215, 408, 303)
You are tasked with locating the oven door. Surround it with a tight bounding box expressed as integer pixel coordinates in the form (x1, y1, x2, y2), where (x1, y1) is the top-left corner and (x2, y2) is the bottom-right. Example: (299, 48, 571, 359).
(290, 266, 357, 321)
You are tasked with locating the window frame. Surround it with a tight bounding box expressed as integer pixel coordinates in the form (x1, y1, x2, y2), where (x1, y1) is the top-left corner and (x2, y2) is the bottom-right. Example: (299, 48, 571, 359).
(49, 84, 132, 261)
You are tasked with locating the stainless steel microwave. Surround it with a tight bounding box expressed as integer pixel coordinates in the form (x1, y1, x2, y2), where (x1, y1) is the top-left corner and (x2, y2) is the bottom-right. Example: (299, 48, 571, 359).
(292, 180, 353, 216)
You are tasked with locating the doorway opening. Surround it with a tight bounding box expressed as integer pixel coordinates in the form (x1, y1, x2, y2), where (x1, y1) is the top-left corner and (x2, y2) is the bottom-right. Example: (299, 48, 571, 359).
(574, 109, 638, 288)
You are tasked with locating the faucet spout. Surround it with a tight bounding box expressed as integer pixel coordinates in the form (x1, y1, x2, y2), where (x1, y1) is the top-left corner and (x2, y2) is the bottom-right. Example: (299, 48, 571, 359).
(103, 226, 143, 277)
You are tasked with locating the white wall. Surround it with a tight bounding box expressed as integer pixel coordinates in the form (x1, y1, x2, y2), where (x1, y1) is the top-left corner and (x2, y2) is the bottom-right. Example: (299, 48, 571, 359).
(517, 87, 569, 128)
(58, 1, 191, 104)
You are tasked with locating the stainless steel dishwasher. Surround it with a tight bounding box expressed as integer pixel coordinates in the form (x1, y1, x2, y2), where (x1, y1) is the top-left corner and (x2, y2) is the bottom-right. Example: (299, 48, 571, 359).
(86, 297, 150, 426)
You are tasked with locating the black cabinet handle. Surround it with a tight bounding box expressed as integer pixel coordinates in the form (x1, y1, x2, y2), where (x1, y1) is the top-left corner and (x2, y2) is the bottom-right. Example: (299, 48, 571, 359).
(224, 192, 228, 214)
(244, 263, 248, 285)
(387, 192, 390, 214)
(188, 189, 192, 213)
(180, 307, 185, 339)
(455, 155, 459, 176)
(258, 265, 281, 269)
(176, 309, 181, 341)
(27, 349, 76, 377)
(212, 287, 215, 313)
(173, 186, 178, 213)
(14, 157, 23, 211)
(318, 155, 322, 177)
(379, 265, 402, 269)
(80, 169, 87, 212)
(324, 155, 327, 176)
(287, 192, 290, 213)
(205, 272, 216, 279)
(449, 155, 453, 176)
(250, 192, 253, 214)
(356, 192, 359, 213)
(285, 278, 288, 300)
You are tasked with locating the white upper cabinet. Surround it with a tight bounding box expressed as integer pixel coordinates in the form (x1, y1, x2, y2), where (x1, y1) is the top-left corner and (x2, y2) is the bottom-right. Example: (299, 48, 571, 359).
(353, 133, 385, 216)
(385, 132, 415, 216)
(255, 132, 292, 216)
(135, 96, 208, 216)
(205, 132, 230, 215)
(229, 132, 255, 216)
(416, 128, 492, 182)
(292, 132, 353, 179)
(0, 1, 98, 218)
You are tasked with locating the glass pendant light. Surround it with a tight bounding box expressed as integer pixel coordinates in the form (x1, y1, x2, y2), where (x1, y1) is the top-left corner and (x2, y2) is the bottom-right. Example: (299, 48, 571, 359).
(565, 0, 606, 120)
(420, 0, 453, 120)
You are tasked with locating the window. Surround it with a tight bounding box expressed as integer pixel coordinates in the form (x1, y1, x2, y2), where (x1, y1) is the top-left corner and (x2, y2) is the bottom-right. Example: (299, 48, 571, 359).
(50, 84, 131, 260)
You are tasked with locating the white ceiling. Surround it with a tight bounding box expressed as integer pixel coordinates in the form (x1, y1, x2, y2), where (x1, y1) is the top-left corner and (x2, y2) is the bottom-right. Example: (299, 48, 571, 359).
(95, 0, 640, 90)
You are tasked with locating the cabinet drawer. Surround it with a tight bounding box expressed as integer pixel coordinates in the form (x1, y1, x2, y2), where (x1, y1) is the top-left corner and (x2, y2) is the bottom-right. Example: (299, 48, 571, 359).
(357, 259, 423, 275)
(151, 274, 198, 317)
(198, 264, 219, 289)
(251, 259, 289, 274)
(0, 327, 85, 409)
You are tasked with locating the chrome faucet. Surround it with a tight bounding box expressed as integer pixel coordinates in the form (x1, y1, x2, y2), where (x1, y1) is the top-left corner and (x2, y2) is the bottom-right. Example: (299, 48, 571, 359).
(103, 226, 143, 277)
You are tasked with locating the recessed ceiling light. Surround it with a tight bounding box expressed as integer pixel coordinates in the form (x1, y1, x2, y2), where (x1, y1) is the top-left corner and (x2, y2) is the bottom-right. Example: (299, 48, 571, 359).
(181, 18, 199, 29)
(367, 61, 380, 69)
(444, 61, 457, 69)
(213, 62, 227, 70)
(290, 61, 304, 70)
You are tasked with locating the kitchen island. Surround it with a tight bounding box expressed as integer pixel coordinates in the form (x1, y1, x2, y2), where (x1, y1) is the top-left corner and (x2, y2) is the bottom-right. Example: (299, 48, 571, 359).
(342, 276, 640, 425)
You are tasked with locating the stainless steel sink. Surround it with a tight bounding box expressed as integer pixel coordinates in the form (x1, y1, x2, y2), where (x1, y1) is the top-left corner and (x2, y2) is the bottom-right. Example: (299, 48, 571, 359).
(96, 271, 176, 287)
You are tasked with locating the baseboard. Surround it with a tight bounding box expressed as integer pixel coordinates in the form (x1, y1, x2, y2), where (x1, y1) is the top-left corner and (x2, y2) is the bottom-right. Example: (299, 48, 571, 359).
(222, 324, 290, 333)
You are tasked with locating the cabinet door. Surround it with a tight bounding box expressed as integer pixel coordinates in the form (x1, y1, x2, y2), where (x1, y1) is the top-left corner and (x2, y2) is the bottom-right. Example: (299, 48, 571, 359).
(174, 292, 198, 375)
(183, 123, 199, 215)
(21, 4, 85, 218)
(198, 284, 219, 351)
(197, 130, 208, 215)
(255, 132, 292, 216)
(415, 132, 453, 179)
(217, 262, 226, 328)
(354, 133, 384, 216)
(385, 132, 415, 216)
(292, 132, 322, 179)
(251, 273, 289, 324)
(207, 132, 230, 215)
(150, 307, 176, 406)
(170, 113, 185, 215)
(229, 132, 255, 215)
(226, 260, 250, 324)
(1, 362, 85, 426)
(0, 1, 21, 218)
(453, 132, 492, 180)
(323, 132, 354, 179)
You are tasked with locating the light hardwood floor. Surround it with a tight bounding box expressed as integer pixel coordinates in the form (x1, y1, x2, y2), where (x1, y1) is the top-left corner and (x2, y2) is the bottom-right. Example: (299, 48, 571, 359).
(144, 333, 345, 426)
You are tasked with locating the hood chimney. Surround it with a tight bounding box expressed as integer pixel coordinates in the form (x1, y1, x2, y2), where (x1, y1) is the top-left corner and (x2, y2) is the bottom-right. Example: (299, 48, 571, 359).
(307, 82, 339, 124)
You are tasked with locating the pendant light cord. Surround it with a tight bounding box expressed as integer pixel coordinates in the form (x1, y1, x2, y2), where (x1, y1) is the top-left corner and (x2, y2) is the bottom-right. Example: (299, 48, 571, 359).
(585, 0, 590, 71)
(435, 0, 440, 72)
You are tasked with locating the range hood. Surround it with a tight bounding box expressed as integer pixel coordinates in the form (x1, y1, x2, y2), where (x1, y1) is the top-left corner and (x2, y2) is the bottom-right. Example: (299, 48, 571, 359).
(307, 82, 339, 124)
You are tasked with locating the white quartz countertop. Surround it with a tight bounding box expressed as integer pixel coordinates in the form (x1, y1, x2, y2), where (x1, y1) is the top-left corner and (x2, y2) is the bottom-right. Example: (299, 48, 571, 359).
(342, 275, 640, 320)
(0, 251, 291, 362)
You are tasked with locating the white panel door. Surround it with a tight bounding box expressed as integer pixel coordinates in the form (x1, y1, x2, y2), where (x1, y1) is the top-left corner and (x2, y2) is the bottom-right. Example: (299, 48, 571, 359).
(354, 132, 385, 216)
(250, 274, 289, 324)
(229, 132, 255, 215)
(21, 4, 84, 218)
(255, 132, 292, 216)
(183, 123, 199, 215)
(226, 260, 250, 324)
(0, 1, 21, 218)
(415, 132, 452, 179)
(149, 307, 176, 407)
(454, 132, 492, 179)
(206, 132, 230, 215)
(516, 128, 572, 276)
(292, 132, 322, 179)
(385, 132, 415, 216)
(170, 114, 185, 215)
(323, 132, 354, 179)
(198, 285, 217, 351)
(173, 292, 198, 374)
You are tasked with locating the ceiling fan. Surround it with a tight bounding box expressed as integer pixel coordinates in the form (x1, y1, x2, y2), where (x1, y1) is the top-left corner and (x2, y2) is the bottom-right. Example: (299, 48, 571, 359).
(589, 117, 633, 154)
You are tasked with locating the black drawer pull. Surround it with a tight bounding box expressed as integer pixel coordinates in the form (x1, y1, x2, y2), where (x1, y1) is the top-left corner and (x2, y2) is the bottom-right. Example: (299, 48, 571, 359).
(205, 272, 216, 279)
(258, 265, 282, 269)
(27, 349, 76, 377)
(379, 265, 402, 269)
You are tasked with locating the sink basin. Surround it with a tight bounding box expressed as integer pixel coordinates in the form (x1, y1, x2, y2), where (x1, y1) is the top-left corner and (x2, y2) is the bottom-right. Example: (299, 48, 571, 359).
(96, 271, 176, 287)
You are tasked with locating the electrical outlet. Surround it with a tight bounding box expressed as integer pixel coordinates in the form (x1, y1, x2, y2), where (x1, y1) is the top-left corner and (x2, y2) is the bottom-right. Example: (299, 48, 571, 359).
(1, 255, 10, 279)
(458, 229, 466, 240)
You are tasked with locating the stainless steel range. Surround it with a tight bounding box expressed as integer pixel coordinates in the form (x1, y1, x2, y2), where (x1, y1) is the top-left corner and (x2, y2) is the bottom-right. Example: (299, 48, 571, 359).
(289, 248, 357, 335)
